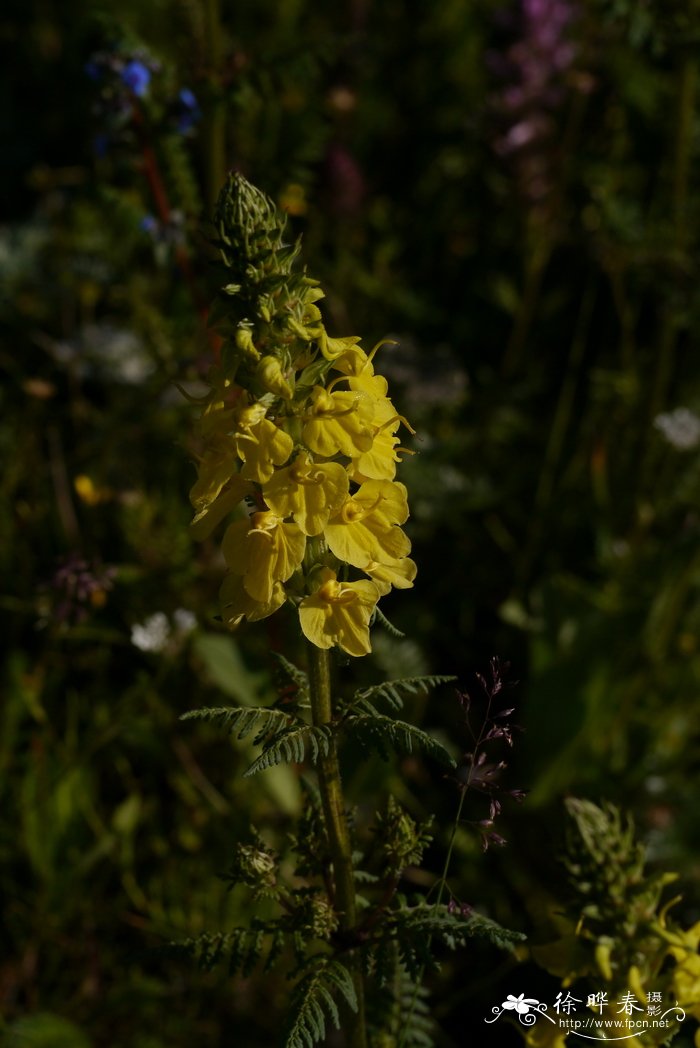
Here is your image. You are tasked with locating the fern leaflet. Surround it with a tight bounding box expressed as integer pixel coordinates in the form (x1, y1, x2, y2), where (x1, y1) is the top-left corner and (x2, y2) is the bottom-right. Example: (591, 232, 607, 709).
(244, 724, 333, 776)
(371, 604, 406, 638)
(272, 652, 310, 705)
(284, 959, 357, 1048)
(344, 714, 455, 768)
(351, 675, 458, 714)
(180, 704, 293, 743)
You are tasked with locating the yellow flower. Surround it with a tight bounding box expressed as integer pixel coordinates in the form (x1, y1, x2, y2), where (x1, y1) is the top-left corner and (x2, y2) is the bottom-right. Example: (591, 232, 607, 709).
(331, 343, 389, 399)
(324, 480, 411, 569)
(302, 386, 374, 458)
(233, 404, 294, 483)
(190, 473, 252, 540)
(329, 344, 415, 481)
(318, 331, 362, 361)
(364, 556, 417, 595)
(299, 568, 379, 657)
(522, 1021, 569, 1048)
(669, 921, 700, 1022)
(350, 397, 407, 482)
(220, 574, 287, 629)
(263, 452, 349, 536)
(222, 511, 306, 603)
(189, 437, 241, 514)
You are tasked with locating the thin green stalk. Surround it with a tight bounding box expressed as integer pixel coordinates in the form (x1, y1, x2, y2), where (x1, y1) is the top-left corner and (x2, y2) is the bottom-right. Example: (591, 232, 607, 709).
(397, 749, 473, 1048)
(501, 240, 550, 378)
(203, 0, 227, 214)
(515, 279, 596, 592)
(642, 54, 697, 488)
(306, 641, 367, 1048)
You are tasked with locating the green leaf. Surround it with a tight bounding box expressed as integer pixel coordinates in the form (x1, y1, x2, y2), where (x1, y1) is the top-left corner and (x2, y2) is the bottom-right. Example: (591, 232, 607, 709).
(343, 714, 456, 768)
(5, 1014, 92, 1048)
(371, 605, 406, 638)
(192, 634, 265, 705)
(243, 724, 333, 776)
(352, 675, 457, 714)
(180, 704, 293, 742)
(284, 960, 357, 1048)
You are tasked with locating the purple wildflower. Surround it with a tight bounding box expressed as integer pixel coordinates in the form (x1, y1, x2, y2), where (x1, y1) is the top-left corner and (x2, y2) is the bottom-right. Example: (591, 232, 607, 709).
(491, 0, 582, 210)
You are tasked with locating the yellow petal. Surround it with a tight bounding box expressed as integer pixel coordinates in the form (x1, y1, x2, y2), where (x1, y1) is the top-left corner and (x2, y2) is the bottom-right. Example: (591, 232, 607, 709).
(263, 453, 349, 535)
(222, 512, 306, 603)
(190, 474, 252, 540)
(220, 574, 286, 628)
(299, 570, 379, 657)
(302, 387, 374, 458)
(364, 557, 417, 595)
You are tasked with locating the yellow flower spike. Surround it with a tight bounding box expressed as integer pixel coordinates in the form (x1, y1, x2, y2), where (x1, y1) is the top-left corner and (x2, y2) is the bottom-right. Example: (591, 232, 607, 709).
(324, 479, 411, 569)
(299, 567, 379, 657)
(220, 574, 287, 629)
(263, 452, 349, 536)
(190, 473, 253, 541)
(302, 386, 374, 458)
(233, 406, 294, 483)
(363, 556, 417, 595)
(222, 511, 306, 604)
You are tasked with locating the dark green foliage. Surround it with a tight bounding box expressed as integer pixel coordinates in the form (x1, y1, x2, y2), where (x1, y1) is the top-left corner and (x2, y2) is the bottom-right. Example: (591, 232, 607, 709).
(180, 704, 293, 740)
(368, 960, 436, 1048)
(170, 923, 285, 977)
(343, 714, 455, 768)
(283, 960, 358, 1048)
(350, 675, 458, 714)
(376, 904, 525, 982)
(243, 724, 333, 775)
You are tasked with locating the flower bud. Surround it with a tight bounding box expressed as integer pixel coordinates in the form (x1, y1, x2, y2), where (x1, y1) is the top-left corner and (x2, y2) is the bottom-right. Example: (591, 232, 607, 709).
(235, 325, 260, 360)
(256, 355, 294, 400)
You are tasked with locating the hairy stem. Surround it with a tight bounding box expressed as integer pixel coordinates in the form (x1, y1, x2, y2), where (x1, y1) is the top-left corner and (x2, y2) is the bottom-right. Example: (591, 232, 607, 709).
(306, 642, 367, 1048)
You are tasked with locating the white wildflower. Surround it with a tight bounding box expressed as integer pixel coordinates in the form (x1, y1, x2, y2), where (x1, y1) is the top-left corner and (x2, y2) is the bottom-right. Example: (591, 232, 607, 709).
(654, 407, 700, 450)
(173, 608, 197, 635)
(130, 612, 171, 653)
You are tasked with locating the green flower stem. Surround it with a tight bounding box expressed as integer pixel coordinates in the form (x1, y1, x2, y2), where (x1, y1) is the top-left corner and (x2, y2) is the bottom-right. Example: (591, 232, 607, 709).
(306, 640, 367, 1048)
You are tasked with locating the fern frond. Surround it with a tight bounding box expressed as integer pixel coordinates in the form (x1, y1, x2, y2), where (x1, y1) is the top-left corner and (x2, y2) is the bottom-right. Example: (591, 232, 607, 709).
(351, 676, 457, 714)
(272, 652, 310, 705)
(244, 724, 333, 776)
(180, 704, 293, 743)
(284, 959, 357, 1048)
(371, 605, 406, 638)
(384, 904, 525, 979)
(170, 926, 276, 977)
(344, 714, 455, 768)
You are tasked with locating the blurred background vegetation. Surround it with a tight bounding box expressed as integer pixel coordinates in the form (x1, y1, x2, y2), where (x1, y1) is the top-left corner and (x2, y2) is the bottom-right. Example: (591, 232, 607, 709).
(2, 0, 700, 1044)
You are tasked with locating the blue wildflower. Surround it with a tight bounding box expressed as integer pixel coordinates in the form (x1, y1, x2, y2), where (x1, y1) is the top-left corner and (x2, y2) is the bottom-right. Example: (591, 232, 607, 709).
(93, 133, 110, 158)
(84, 59, 102, 81)
(121, 60, 151, 98)
(175, 87, 201, 133)
(140, 214, 159, 236)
